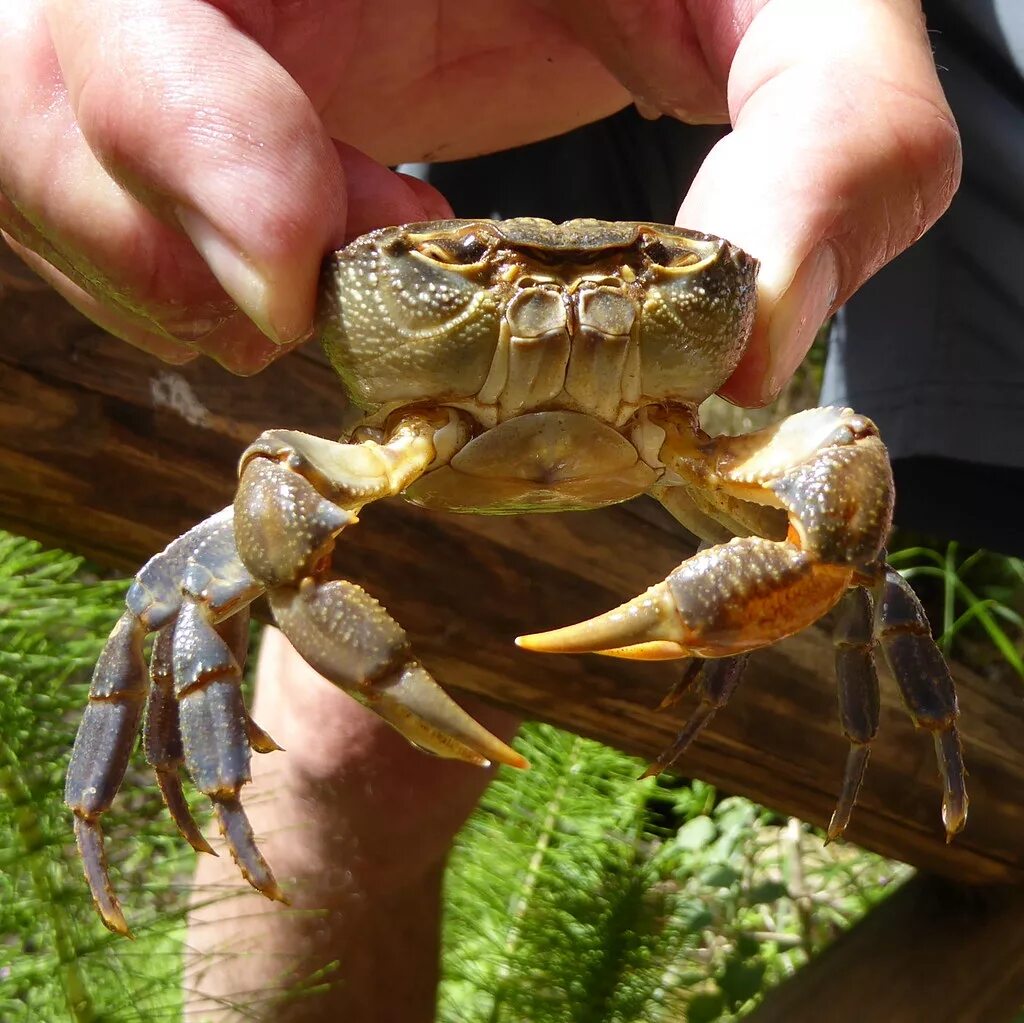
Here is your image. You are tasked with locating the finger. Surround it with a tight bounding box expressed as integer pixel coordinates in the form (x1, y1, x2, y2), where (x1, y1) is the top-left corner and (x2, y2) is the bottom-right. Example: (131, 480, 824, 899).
(0, 2, 241, 341)
(335, 143, 454, 239)
(2, 231, 199, 365)
(533, 0, 728, 123)
(40, 0, 350, 344)
(10, 1, 436, 372)
(2, 207, 288, 375)
(675, 0, 960, 406)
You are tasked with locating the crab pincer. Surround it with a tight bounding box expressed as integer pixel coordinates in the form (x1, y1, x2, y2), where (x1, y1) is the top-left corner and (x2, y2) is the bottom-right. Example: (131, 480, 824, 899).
(519, 406, 966, 842)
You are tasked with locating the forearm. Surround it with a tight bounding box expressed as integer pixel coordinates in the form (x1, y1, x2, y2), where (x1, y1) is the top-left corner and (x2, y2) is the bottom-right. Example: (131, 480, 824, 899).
(184, 628, 517, 1022)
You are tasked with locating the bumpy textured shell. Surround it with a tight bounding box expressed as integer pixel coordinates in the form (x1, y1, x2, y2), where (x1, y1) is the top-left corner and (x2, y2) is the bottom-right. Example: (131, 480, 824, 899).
(317, 218, 758, 413)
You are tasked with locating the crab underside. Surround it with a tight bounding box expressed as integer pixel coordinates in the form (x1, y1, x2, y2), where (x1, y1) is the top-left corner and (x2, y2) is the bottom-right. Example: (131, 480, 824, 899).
(65, 218, 967, 935)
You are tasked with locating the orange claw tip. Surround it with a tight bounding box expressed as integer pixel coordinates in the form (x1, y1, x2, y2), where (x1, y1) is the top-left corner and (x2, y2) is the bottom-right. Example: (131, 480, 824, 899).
(469, 734, 528, 771)
(476, 742, 529, 772)
(824, 818, 846, 846)
(499, 749, 530, 771)
(100, 905, 133, 939)
(241, 867, 288, 905)
(263, 879, 290, 905)
(942, 798, 969, 843)
(245, 716, 284, 754)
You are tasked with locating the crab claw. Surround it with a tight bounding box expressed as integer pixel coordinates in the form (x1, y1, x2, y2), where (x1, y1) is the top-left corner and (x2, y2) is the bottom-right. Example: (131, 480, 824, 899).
(269, 579, 527, 771)
(516, 582, 691, 658)
(362, 661, 528, 769)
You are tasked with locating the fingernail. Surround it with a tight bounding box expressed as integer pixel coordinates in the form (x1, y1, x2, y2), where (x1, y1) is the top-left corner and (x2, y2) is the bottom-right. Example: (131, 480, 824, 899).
(176, 206, 287, 345)
(762, 243, 839, 403)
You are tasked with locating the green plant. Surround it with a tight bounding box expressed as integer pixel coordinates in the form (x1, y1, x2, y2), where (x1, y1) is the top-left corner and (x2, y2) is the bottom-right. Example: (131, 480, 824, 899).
(888, 541, 1024, 679)
(439, 728, 906, 1023)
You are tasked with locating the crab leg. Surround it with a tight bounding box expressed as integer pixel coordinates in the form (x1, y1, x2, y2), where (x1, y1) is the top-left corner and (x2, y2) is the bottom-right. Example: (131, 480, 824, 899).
(172, 597, 284, 901)
(875, 565, 967, 838)
(68, 411, 529, 934)
(143, 625, 214, 856)
(640, 655, 750, 778)
(65, 612, 148, 936)
(66, 510, 264, 933)
(828, 587, 881, 841)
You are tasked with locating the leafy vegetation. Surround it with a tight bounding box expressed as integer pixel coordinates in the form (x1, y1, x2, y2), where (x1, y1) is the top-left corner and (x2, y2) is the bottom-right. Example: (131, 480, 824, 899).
(440, 729, 905, 1023)
(0, 534, 189, 1022)
(889, 539, 1024, 682)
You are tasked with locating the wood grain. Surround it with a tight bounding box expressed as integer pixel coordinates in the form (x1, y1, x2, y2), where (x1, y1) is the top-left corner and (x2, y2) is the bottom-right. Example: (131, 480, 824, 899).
(748, 874, 1024, 1022)
(2, 280, 1023, 885)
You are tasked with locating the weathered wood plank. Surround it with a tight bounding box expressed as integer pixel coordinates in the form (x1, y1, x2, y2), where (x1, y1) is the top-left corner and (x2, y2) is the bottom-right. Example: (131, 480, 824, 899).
(748, 874, 1024, 1023)
(2, 279, 1023, 884)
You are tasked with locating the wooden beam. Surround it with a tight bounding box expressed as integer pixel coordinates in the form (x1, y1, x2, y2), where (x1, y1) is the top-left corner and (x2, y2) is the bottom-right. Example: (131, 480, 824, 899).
(748, 874, 1024, 1023)
(2, 279, 1023, 885)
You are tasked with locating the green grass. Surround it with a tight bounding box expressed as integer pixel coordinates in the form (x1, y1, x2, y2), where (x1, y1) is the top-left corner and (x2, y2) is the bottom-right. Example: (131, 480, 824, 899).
(889, 540, 1024, 680)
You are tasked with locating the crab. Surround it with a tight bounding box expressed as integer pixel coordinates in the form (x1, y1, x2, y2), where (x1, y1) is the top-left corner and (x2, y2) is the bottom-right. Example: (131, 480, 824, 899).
(66, 218, 967, 935)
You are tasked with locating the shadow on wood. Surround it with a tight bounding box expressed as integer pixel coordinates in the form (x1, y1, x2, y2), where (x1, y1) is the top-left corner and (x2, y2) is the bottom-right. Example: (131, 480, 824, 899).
(2, 278, 1023, 887)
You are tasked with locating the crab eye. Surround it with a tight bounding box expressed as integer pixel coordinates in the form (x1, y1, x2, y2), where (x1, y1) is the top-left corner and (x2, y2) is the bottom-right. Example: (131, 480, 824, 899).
(641, 239, 672, 266)
(641, 236, 702, 269)
(455, 233, 489, 262)
(416, 233, 489, 265)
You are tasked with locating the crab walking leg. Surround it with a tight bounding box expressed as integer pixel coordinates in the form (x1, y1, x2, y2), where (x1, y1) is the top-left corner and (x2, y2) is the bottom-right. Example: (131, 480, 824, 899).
(64, 612, 147, 936)
(143, 607, 273, 859)
(828, 587, 881, 841)
(172, 598, 284, 901)
(875, 566, 968, 838)
(518, 406, 891, 658)
(143, 625, 215, 856)
(66, 509, 266, 933)
(233, 411, 526, 770)
(640, 655, 750, 779)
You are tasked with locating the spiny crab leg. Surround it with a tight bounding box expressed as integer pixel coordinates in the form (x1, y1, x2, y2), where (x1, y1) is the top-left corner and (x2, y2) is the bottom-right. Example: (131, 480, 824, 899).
(66, 509, 268, 935)
(143, 624, 215, 857)
(66, 611, 148, 936)
(639, 656, 750, 779)
(172, 597, 284, 901)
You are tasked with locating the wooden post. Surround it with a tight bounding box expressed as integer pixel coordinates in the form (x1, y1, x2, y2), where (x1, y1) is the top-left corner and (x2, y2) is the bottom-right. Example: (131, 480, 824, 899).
(2, 276, 1023, 887)
(748, 875, 1024, 1022)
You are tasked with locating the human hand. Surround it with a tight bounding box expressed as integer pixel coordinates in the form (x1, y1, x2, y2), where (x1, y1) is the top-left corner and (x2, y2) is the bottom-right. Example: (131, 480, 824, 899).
(0, 0, 628, 373)
(543, 0, 961, 405)
(7, 2, 957, 1016)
